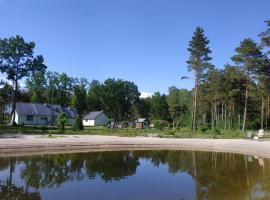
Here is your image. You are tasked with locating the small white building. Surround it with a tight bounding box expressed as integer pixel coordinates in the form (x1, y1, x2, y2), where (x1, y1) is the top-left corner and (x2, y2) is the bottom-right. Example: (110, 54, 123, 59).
(83, 111, 109, 127)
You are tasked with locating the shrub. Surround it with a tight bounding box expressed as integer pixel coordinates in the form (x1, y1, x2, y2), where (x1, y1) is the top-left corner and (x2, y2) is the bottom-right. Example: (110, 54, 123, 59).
(200, 126, 209, 133)
(57, 113, 68, 130)
(153, 120, 167, 131)
(73, 116, 84, 131)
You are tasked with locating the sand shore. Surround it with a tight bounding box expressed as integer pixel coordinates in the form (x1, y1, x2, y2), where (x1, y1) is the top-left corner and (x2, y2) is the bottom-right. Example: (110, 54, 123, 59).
(0, 134, 270, 158)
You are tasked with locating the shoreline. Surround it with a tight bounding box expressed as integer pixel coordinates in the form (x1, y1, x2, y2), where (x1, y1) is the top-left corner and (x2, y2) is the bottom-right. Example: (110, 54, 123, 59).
(1, 134, 270, 158)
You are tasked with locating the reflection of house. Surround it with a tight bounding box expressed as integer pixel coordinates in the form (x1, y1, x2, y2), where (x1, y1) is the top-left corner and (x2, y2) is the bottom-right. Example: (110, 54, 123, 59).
(135, 118, 149, 129)
(83, 111, 109, 126)
(13, 102, 77, 126)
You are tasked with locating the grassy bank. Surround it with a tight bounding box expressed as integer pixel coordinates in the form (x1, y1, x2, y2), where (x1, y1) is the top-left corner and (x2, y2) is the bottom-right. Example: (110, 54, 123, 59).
(0, 125, 266, 139)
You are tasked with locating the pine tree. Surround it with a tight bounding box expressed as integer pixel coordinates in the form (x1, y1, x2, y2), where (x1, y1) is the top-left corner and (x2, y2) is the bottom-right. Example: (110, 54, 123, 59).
(187, 27, 212, 130)
(231, 39, 263, 132)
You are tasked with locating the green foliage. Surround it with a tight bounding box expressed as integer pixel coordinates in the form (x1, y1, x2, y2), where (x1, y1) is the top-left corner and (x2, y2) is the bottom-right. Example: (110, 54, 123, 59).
(153, 120, 167, 131)
(73, 116, 84, 131)
(149, 92, 169, 121)
(26, 71, 47, 103)
(57, 113, 68, 130)
(187, 26, 212, 75)
(0, 35, 47, 125)
(72, 84, 87, 116)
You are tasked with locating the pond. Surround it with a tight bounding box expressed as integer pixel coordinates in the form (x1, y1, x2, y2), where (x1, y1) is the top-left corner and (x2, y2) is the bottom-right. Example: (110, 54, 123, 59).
(0, 150, 269, 200)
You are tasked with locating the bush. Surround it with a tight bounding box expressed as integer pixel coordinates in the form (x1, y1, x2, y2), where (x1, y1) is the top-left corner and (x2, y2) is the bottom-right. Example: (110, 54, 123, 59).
(200, 126, 209, 133)
(41, 126, 48, 132)
(213, 128, 221, 135)
(153, 120, 167, 131)
(73, 116, 84, 131)
(57, 113, 68, 130)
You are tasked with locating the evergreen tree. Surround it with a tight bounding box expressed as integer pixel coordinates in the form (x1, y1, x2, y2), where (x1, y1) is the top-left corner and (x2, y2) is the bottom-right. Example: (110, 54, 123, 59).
(187, 27, 212, 130)
(231, 38, 263, 131)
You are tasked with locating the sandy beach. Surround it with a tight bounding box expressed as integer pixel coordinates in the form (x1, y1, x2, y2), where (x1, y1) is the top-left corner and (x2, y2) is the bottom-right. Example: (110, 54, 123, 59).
(0, 134, 270, 158)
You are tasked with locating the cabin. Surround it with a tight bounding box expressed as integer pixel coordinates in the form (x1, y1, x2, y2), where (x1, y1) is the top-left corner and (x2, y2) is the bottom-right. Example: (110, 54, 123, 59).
(135, 118, 149, 129)
(83, 111, 109, 127)
(12, 102, 77, 126)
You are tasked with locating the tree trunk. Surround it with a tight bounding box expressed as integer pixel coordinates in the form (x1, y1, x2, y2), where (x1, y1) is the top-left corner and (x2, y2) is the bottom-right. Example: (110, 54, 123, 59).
(238, 114, 241, 130)
(229, 104, 231, 130)
(192, 72, 199, 131)
(172, 115, 175, 131)
(242, 82, 249, 132)
(224, 104, 227, 129)
(11, 80, 18, 126)
(261, 84, 264, 130)
(211, 103, 214, 130)
(266, 96, 269, 131)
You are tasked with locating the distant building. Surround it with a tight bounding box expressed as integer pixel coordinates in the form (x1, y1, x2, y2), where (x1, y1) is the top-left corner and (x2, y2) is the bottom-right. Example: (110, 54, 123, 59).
(12, 102, 77, 126)
(83, 111, 109, 126)
(135, 118, 149, 129)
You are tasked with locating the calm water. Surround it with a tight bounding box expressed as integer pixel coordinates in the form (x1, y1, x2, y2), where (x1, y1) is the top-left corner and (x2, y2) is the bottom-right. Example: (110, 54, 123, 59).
(0, 150, 269, 200)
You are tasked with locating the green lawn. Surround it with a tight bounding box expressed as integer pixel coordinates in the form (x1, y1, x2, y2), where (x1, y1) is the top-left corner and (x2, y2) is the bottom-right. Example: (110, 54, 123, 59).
(0, 125, 262, 139)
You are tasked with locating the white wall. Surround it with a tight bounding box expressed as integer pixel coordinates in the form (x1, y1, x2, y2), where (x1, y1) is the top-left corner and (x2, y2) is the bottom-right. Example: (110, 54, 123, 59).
(15, 113, 75, 126)
(83, 120, 95, 126)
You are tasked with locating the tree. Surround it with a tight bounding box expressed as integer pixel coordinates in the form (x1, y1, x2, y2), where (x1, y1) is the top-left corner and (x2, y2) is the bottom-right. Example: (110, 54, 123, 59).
(26, 71, 47, 103)
(86, 80, 103, 111)
(0, 35, 47, 125)
(131, 98, 151, 119)
(58, 73, 74, 107)
(149, 92, 169, 121)
(259, 20, 270, 53)
(167, 86, 181, 130)
(0, 83, 13, 124)
(102, 78, 140, 120)
(231, 38, 263, 131)
(46, 71, 60, 104)
(71, 83, 88, 130)
(57, 113, 68, 130)
(187, 27, 212, 130)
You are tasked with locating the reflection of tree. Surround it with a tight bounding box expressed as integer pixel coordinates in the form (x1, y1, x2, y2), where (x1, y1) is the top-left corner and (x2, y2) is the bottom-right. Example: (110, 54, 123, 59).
(0, 151, 140, 190)
(0, 180, 40, 200)
(0, 151, 270, 199)
(85, 151, 139, 181)
(139, 151, 270, 200)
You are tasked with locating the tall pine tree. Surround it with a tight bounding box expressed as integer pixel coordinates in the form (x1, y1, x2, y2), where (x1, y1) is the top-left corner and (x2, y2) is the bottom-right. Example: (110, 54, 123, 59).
(187, 27, 212, 130)
(231, 38, 263, 132)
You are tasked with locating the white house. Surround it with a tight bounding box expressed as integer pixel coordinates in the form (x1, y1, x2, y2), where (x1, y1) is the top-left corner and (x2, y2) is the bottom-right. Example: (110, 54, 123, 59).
(12, 102, 77, 126)
(83, 111, 109, 127)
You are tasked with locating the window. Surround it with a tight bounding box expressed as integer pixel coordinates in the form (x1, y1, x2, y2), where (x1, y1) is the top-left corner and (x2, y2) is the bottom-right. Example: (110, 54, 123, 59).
(26, 115, 33, 121)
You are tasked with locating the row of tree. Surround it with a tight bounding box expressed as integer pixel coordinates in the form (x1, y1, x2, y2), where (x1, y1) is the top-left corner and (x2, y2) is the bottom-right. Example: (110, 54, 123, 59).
(0, 20, 269, 131)
(186, 20, 270, 131)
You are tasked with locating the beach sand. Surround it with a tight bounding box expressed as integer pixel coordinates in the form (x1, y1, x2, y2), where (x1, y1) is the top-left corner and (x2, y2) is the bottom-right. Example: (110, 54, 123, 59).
(0, 134, 270, 158)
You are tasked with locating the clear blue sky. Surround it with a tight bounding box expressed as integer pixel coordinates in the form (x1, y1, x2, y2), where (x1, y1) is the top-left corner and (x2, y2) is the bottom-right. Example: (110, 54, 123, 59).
(0, 0, 269, 94)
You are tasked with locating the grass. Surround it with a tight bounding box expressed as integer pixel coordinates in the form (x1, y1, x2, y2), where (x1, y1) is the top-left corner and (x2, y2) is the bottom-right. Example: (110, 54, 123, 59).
(0, 124, 263, 139)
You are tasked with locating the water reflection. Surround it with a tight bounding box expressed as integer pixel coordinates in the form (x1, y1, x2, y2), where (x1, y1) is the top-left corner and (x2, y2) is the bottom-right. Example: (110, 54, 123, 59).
(0, 151, 269, 200)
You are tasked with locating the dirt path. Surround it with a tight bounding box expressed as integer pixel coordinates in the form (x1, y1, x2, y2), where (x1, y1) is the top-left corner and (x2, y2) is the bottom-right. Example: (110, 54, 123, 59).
(0, 134, 270, 158)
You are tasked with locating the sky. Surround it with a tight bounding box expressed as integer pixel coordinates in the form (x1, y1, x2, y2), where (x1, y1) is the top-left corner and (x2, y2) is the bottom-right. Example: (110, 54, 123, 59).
(0, 0, 269, 95)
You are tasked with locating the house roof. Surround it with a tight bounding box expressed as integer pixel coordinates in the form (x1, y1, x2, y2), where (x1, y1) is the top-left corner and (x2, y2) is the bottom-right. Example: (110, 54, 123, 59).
(136, 118, 147, 123)
(83, 111, 104, 120)
(15, 102, 77, 118)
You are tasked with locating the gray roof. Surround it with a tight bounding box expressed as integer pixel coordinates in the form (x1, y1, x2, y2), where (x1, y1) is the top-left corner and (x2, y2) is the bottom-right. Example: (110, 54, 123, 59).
(16, 103, 77, 118)
(83, 111, 104, 120)
(136, 118, 147, 123)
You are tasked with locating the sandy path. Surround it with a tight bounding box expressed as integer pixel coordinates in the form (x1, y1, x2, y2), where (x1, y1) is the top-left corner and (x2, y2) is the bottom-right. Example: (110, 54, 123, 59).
(0, 134, 270, 158)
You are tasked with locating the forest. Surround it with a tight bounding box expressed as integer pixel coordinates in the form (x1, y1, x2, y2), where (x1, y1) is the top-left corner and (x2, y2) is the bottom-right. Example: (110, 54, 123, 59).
(0, 19, 269, 133)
